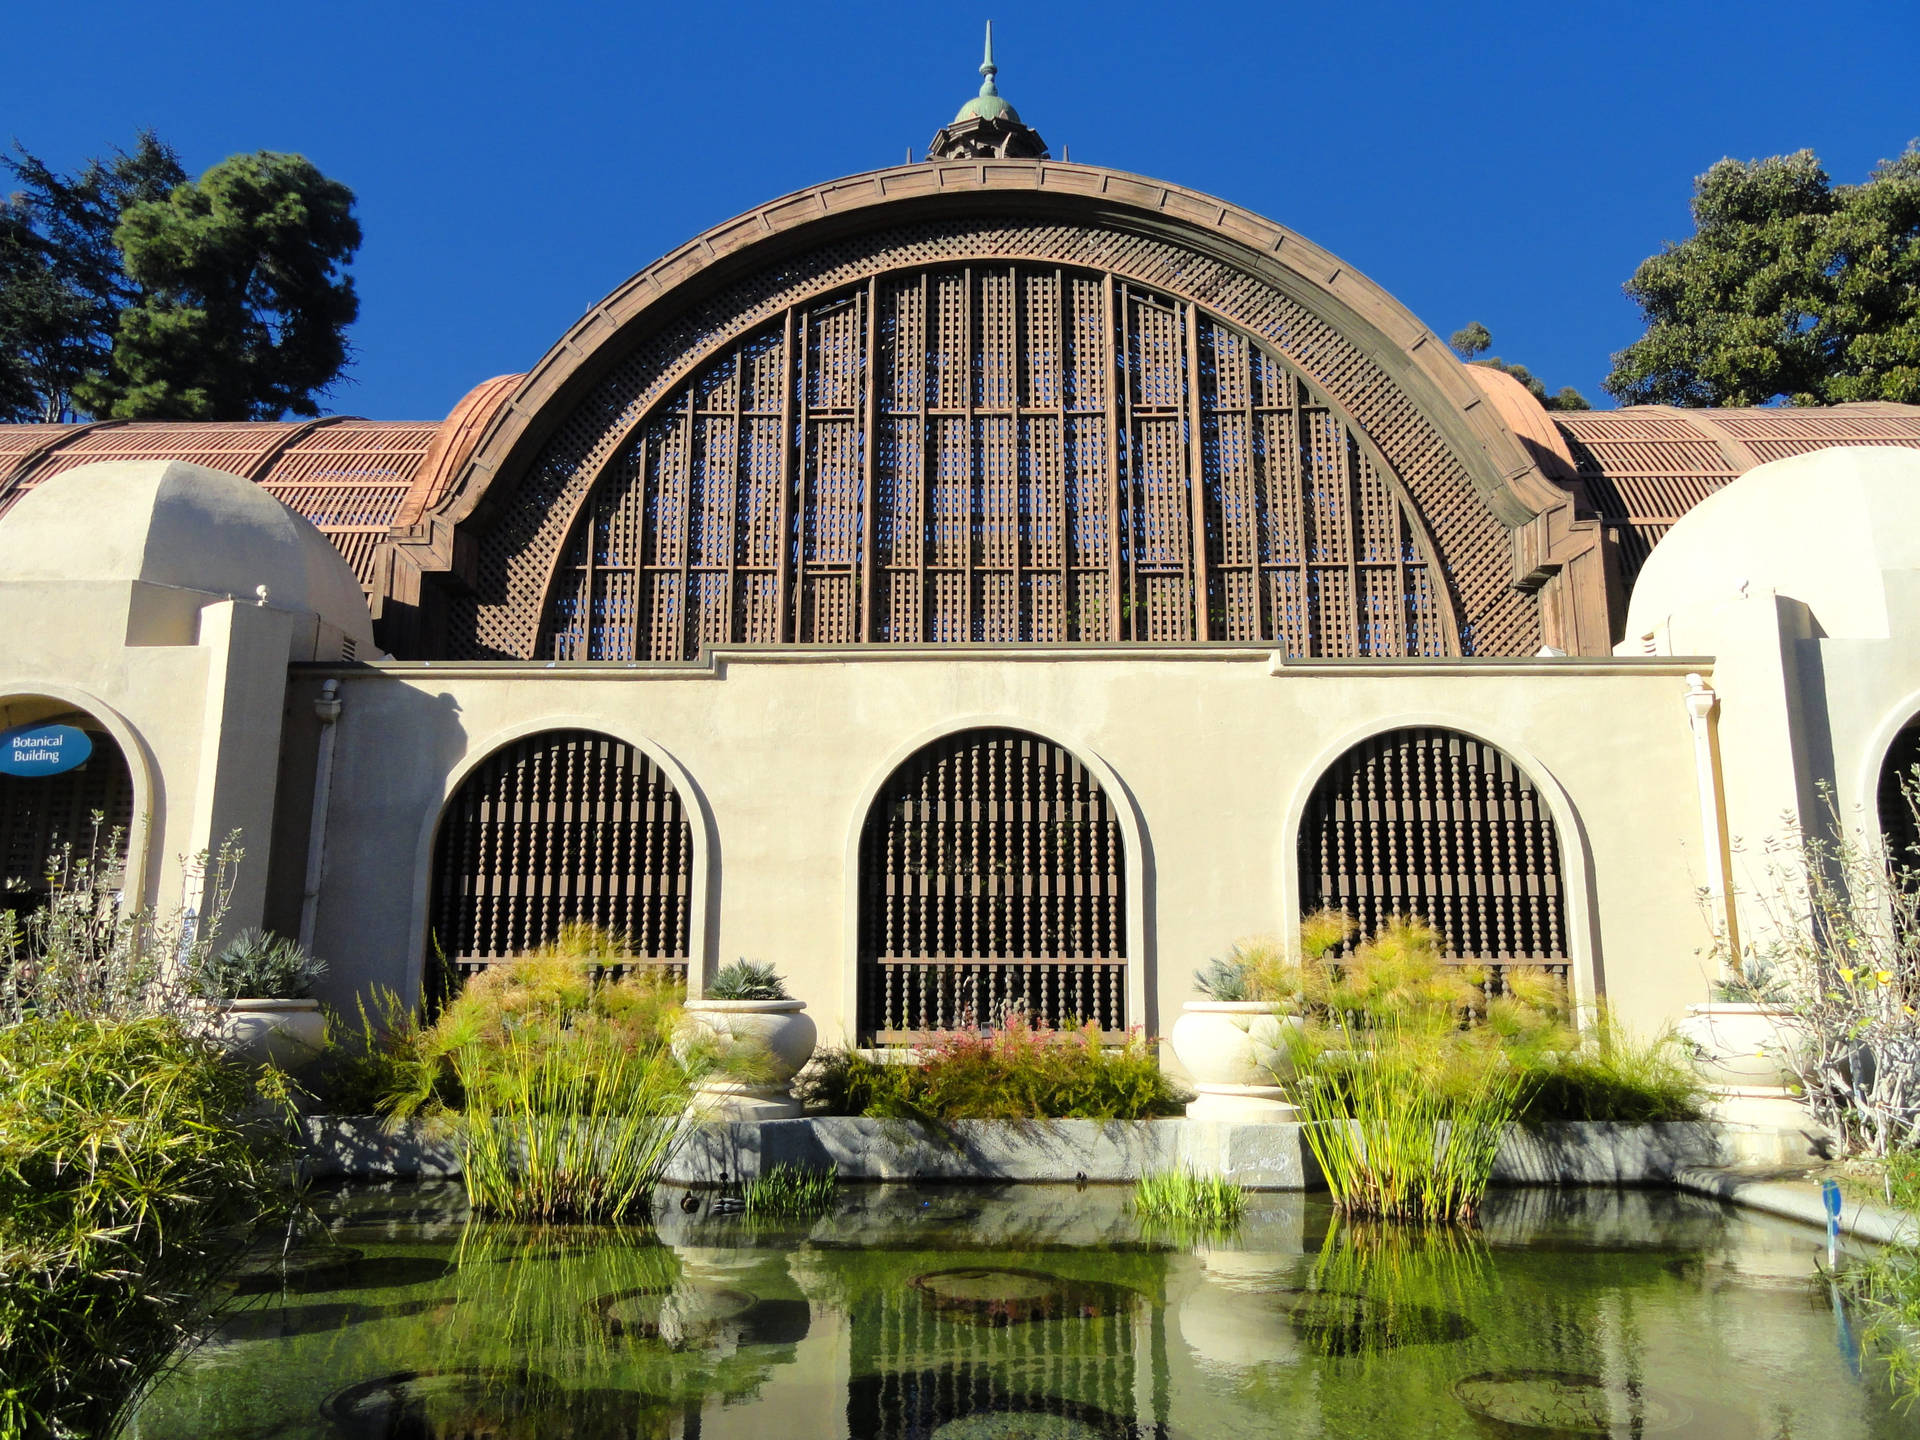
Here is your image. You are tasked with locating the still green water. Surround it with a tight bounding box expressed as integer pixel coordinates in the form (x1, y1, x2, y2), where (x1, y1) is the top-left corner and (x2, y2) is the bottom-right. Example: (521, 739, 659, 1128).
(128, 1182, 1903, 1439)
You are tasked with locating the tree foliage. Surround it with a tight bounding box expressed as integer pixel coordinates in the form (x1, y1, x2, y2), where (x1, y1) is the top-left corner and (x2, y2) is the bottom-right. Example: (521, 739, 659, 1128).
(0, 137, 359, 423)
(78, 151, 361, 420)
(1447, 322, 1591, 411)
(0, 131, 184, 422)
(1606, 143, 1920, 406)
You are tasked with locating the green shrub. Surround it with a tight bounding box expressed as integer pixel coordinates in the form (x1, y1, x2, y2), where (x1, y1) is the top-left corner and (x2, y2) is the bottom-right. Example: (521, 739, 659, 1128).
(1192, 913, 1353, 1003)
(809, 1020, 1181, 1122)
(188, 927, 326, 1000)
(309, 985, 436, 1117)
(0, 1015, 297, 1439)
(743, 1163, 838, 1218)
(706, 959, 788, 1001)
(1133, 1168, 1245, 1228)
(1510, 1020, 1707, 1124)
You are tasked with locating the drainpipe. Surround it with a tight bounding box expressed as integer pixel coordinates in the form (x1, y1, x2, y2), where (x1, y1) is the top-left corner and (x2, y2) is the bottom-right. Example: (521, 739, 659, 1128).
(298, 679, 343, 953)
(1684, 672, 1741, 969)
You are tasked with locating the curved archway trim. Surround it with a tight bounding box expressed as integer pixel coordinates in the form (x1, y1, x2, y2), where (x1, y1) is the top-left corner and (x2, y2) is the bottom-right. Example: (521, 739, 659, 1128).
(403, 715, 715, 1003)
(839, 713, 1150, 1040)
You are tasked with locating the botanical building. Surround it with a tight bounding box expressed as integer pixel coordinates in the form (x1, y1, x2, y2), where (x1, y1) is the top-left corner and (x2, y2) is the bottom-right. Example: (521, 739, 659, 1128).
(5, 51, 1920, 1047)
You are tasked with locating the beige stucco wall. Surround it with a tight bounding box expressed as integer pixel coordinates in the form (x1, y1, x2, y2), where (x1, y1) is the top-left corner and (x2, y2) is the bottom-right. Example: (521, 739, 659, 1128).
(1623, 446, 1920, 948)
(0, 460, 369, 938)
(294, 649, 1716, 1040)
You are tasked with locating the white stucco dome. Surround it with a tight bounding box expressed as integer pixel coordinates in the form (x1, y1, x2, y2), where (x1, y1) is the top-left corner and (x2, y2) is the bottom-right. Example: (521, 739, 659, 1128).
(0, 458, 373, 646)
(1624, 445, 1920, 642)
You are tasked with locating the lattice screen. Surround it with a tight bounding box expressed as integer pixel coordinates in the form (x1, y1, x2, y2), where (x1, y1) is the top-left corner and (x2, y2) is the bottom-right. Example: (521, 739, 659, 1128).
(0, 735, 136, 903)
(1298, 727, 1567, 964)
(536, 262, 1455, 661)
(857, 728, 1126, 1039)
(428, 731, 692, 973)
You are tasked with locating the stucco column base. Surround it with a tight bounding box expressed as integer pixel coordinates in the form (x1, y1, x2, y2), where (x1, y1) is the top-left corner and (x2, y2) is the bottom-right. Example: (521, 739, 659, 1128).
(690, 1081, 802, 1121)
(1185, 1085, 1300, 1124)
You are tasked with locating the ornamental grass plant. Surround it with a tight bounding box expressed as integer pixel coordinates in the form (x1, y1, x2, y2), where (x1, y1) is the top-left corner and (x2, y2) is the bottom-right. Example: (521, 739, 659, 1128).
(808, 1016, 1182, 1122)
(384, 927, 712, 1222)
(0, 1015, 298, 1440)
(1132, 1168, 1245, 1229)
(742, 1162, 838, 1218)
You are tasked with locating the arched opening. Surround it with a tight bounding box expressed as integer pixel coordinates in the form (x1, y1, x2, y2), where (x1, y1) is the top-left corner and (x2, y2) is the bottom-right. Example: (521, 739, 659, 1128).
(1297, 727, 1569, 989)
(428, 730, 693, 992)
(0, 697, 137, 923)
(1878, 718, 1920, 873)
(857, 727, 1128, 1042)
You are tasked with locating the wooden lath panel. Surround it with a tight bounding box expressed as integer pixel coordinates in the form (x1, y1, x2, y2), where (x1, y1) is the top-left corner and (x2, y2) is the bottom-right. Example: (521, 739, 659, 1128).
(856, 728, 1126, 1039)
(1299, 727, 1568, 964)
(537, 262, 1455, 661)
(427, 730, 692, 967)
(462, 217, 1512, 660)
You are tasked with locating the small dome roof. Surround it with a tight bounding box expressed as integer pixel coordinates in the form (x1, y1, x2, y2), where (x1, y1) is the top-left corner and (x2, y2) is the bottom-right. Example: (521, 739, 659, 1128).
(0, 458, 374, 645)
(955, 91, 1021, 125)
(1625, 445, 1920, 642)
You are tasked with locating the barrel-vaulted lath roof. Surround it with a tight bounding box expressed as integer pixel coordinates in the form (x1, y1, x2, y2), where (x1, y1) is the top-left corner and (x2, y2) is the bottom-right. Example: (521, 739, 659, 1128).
(5, 162, 1918, 658)
(1554, 403, 1920, 587)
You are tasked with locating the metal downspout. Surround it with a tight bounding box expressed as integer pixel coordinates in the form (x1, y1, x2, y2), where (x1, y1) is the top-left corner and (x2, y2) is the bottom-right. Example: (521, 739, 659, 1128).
(298, 679, 343, 953)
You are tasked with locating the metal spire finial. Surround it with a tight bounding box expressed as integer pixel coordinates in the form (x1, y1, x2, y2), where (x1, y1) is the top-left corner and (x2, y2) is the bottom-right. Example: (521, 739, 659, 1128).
(978, 20, 999, 98)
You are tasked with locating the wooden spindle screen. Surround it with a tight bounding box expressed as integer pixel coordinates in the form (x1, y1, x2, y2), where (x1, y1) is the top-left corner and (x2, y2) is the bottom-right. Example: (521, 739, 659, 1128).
(541, 263, 1453, 661)
(0, 731, 135, 907)
(428, 730, 691, 981)
(857, 728, 1127, 1041)
(1298, 728, 1568, 975)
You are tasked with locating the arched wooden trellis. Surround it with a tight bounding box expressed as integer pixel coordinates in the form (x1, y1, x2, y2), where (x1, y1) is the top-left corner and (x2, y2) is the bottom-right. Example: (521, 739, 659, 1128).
(0, 719, 136, 920)
(428, 730, 693, 987)
(536, 263, 1456, 663)
(1298, 727, 1569, 988)
(857, 727, 1128, 1041)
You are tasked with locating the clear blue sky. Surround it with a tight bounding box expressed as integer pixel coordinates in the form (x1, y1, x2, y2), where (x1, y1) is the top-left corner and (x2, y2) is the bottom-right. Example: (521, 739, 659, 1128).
(10, 0, 1917, 419)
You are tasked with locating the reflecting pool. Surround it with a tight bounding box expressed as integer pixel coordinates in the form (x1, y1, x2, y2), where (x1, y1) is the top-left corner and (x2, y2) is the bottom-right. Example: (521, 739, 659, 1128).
(127, 1182, 1905, 1439)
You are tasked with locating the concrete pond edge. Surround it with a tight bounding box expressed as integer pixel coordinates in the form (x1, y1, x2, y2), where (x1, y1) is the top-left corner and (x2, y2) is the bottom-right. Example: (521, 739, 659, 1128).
(301, 1113, 1913, 1248)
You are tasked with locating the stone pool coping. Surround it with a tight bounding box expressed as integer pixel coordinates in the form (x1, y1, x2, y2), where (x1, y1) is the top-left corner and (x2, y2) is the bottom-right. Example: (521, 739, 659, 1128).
(302, 1114, 1912, 1245)
(1672, 1166, 1918, 1247)
(304, 1114, 1750, 1191)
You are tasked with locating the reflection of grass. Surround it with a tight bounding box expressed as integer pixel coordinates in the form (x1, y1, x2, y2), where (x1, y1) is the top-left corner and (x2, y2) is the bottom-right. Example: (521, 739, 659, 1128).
(1299, 1220, 1491, 1360)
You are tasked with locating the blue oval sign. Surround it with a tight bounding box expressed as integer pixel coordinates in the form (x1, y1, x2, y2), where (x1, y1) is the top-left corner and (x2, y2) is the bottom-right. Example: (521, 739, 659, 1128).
(1, 724, 94, 777)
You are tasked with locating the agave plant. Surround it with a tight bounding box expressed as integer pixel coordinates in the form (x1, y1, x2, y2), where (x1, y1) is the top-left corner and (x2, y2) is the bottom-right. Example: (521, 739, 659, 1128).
(705, 959, 788, 1001)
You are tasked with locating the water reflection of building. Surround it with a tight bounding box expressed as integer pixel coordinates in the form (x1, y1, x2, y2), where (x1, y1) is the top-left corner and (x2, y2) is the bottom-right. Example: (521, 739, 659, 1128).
(5, 32, 1920, 1045)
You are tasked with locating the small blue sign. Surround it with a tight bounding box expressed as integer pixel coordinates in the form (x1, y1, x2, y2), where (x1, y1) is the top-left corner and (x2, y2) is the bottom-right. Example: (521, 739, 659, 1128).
(1823, 1178, 1844, 1222)
(1, 724, 93, 777)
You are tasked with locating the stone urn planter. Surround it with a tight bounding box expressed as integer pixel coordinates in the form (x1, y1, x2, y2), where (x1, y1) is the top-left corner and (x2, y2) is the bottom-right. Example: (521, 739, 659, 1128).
(211, 997, 327, 1070)
(1675, 1000, 1810, 1092)
(1168, 1002, 1303, 1123)
(678, 998, 818, 1120)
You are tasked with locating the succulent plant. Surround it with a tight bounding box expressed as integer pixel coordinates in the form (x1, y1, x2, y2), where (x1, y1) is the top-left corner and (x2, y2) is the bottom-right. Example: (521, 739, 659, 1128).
(705, 959, 788, 1001)
(192, 928, 327, 1000)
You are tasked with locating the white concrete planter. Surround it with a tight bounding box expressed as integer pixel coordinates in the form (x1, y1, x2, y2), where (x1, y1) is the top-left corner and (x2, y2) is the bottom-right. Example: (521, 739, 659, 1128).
(212, 998, 325, 1069)
(1168, 1001, 1303, 1123)
(678, 998, 817, 1120)
(1676, 1000, 1810, 1092)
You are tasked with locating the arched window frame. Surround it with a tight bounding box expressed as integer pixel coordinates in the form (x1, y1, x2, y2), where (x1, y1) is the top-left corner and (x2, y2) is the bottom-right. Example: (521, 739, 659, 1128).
(416, 724, 710, 1001)
(1281, 718, 1597, 1012)
(843, 718, 1148, 1043)
(529, 262, 1461, 663)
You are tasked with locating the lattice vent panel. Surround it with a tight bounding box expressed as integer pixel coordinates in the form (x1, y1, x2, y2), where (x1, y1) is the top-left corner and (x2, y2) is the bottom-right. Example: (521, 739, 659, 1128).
(541, 264, 1453, 660)
(856, 728, 1126, 1039)
(459, 217, 1532, 658)
(428, 731, 692, 970)
(0, 736, 136, 902)
(1299, 727, 1568, 963)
